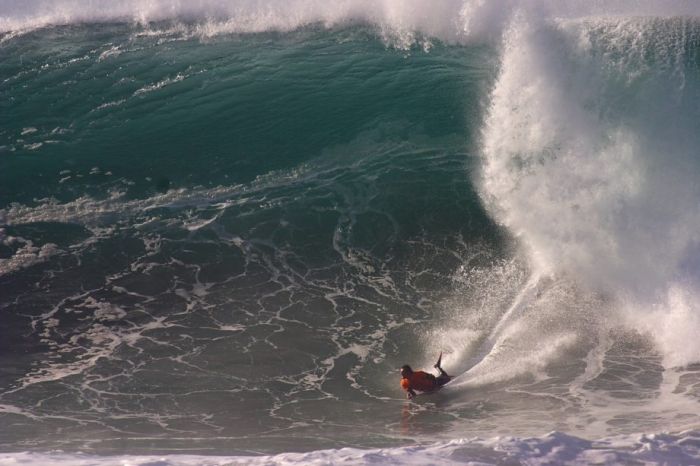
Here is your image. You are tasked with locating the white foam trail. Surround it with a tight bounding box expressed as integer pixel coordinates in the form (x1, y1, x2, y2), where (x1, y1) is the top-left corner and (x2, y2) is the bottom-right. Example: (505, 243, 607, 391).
(486, 274, 540, 341)
(459, 273, 541, 375)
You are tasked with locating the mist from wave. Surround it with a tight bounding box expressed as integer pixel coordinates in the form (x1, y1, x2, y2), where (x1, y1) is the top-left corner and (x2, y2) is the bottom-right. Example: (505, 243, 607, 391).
(3, 0, 700, 42)
(477, 12, 700, 369)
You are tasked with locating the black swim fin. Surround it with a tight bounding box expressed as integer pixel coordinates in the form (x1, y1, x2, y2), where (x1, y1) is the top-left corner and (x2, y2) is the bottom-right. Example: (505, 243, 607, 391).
(434, 351, 443, 369)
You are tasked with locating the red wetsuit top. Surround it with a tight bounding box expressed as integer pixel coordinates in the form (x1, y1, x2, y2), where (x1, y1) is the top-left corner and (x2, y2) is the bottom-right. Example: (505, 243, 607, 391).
(401, 371, 437, 393)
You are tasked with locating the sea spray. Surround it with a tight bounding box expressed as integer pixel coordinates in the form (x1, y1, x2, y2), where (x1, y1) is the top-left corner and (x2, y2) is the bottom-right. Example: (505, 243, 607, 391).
(4, 0, 700, 40)
(478, 13, 700, 367)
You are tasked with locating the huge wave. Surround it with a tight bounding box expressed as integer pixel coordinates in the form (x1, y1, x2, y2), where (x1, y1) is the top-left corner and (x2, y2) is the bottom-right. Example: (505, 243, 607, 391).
(3, 0, 700, 459)
(3, 0, 700, 379)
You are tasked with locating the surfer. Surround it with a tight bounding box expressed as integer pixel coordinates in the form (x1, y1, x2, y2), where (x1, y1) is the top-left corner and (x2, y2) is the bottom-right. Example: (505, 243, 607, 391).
(400, 352, 452, 399)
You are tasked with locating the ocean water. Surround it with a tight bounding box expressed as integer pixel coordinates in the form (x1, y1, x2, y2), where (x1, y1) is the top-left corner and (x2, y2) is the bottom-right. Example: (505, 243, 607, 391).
(2, 1, 700, 464)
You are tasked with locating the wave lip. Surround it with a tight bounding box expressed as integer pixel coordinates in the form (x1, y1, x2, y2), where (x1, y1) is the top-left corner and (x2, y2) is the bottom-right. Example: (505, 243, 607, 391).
(0, 0, 468, 43)
(4, 1, 700, 38)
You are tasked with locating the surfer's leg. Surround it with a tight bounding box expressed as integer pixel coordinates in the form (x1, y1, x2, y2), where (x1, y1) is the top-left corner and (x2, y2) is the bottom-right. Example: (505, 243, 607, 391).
(435, 374, 452, 387)
(433, 352, 442, 370)
(434, 352, 449, 378)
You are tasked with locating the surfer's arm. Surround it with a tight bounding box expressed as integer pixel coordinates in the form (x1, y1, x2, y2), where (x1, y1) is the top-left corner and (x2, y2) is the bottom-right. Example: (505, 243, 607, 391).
(401, 378, 416, 399)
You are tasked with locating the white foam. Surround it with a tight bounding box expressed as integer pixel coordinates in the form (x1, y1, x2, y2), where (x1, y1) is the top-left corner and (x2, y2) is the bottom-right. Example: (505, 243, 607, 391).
(97, 45, 122, 61)
(478, 12, 700, 367)
(20, 127, 37, 136)
(134, 73, 187, 96)
(23, 142, 43, 151)
(3, 1, 700, 41)
(1, 430, 699, 465)
(0, 0, 466, 45)
(0, 236, 60, 276)
(1, 187, 238, 229)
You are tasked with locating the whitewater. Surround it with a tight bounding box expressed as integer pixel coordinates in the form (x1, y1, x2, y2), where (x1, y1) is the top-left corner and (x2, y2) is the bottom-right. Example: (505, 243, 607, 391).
(3, 0, 700, 464)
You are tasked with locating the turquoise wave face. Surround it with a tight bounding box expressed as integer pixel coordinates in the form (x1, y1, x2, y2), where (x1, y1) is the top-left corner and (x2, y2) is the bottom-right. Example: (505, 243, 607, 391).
(0, 24, 492, 206)
(0, 24, 512, 454)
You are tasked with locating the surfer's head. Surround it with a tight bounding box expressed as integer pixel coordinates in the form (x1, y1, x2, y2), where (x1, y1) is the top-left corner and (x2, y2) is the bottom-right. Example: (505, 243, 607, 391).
(400, 365, 412, 377)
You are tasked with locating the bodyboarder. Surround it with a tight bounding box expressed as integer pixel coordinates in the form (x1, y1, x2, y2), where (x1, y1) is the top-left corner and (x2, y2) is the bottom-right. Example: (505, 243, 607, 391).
(400, 352, 452, 399)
